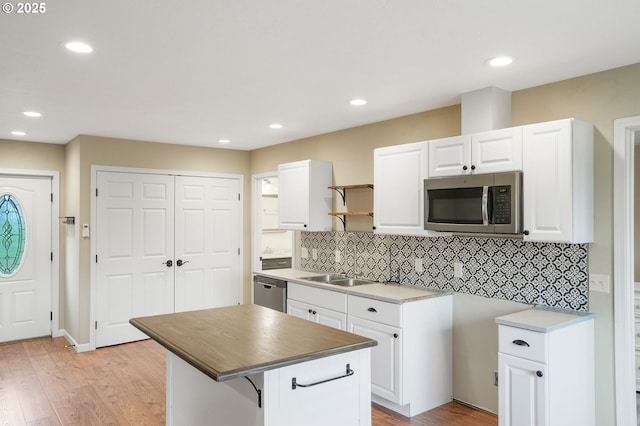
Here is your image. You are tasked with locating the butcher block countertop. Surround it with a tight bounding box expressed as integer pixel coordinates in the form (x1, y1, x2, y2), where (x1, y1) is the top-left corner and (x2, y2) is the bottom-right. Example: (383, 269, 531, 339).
(130, 304, 376, 382)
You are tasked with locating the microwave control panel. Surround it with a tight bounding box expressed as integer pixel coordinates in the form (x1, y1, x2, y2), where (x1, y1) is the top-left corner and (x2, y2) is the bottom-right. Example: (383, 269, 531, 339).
(492, 186, 511, 224)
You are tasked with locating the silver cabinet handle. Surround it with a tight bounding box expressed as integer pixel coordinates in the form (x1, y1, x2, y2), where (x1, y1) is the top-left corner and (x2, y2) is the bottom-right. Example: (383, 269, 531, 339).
(291, 364, 354, 389)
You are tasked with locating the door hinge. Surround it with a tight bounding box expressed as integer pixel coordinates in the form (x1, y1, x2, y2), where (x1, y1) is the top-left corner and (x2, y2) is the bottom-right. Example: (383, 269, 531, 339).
(96, 188, 99, 197)
(95, 255, 98, 263)
(50, 311, 53, 321)
(95, 321, 98, 330)
(51, 193, 53, 202)
(238, 248, 240, 255)
(238, 193, 240, 201)
(51, 252, 53, 261)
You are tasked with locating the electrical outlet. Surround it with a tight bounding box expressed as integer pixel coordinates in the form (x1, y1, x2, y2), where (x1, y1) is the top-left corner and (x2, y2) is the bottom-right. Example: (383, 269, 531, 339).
(301, 247, 309, 259)
(589, 273, 610, 293)
(335, 250, 341, 263)
(454, 262, 463, 278)
(493, 371, 499, 387)
(312, 248, 318, 260)
(415, 258, 424, 273)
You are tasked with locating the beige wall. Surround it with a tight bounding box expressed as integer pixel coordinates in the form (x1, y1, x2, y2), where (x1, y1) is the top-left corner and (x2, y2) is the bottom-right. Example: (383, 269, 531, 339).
(249, 62, 640, 424)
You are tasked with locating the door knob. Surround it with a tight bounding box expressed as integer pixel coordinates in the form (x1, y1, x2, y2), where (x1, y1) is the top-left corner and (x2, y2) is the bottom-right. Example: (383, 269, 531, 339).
(176, 259, 190, 267)
(162, 260, 173, 267)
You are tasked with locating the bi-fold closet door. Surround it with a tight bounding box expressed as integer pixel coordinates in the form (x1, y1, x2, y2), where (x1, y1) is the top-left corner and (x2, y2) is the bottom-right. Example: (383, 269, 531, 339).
(96, 171, 241, 347)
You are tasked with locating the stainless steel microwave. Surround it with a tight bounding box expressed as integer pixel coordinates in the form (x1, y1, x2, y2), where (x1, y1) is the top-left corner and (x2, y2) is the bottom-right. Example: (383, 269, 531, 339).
(424, 171, 523, 235)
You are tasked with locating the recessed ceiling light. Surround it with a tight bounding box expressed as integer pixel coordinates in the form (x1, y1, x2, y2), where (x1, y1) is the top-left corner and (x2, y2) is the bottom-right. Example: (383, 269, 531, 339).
(11, 131, 26, 136)
(23, 111, 42, 118)
(63, 41, 93, 53)
(350, 99, 367, 106)
(269, 123, 283, 129)
(486, 56, 513, 67)
(218, 139, 231, 144)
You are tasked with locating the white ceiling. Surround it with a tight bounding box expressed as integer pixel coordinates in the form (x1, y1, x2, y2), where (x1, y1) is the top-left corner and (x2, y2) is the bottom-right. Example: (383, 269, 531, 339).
(1, 0, 639, 151)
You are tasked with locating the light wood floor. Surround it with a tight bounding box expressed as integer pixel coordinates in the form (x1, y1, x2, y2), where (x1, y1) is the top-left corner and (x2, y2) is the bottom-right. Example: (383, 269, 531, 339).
(1, 336, 498, 425)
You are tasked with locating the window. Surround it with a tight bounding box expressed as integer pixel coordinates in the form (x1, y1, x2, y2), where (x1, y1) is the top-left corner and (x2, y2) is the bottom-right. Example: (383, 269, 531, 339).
(0, 194, 26, 275)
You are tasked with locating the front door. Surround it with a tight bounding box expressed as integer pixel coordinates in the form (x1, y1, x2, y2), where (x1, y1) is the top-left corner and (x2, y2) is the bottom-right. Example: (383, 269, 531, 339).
(0, 175, 52, 342)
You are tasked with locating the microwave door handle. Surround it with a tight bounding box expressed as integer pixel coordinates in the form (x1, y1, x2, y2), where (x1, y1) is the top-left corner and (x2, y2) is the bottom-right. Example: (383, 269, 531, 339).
(482, 186, 489, 226)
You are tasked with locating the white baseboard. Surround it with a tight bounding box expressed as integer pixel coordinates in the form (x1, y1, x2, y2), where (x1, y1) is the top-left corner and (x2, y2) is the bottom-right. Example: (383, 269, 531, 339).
(61, 329, 95, 353)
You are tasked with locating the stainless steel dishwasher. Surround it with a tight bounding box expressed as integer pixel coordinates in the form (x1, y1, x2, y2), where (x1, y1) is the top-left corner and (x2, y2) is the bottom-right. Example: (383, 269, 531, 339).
(253, 275, 287, 312)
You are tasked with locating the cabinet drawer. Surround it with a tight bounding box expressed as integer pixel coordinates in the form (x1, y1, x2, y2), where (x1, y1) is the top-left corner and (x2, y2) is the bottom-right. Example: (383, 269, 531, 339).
(288, 283, 347, 313)
(498, 325, 548, 363)
(348, 295, 401, 327)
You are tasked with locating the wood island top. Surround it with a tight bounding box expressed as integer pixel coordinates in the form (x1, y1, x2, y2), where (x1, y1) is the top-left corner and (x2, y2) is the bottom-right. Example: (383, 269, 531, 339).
(130, 304, 377, 382)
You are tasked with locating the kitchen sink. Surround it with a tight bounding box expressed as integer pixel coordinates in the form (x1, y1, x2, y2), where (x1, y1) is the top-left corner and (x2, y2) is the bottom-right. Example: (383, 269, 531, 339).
(299, 275, 373, 286)
(299, 274, 346, 283)
(327, 278, 373, 287)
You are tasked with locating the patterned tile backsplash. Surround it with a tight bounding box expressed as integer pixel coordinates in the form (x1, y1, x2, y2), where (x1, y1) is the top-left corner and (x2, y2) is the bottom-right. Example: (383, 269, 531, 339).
(299, 231, 589, 311)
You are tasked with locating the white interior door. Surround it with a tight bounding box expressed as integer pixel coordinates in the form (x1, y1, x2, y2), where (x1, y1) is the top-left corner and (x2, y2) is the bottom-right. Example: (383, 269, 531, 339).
(174, 176, 240, 312)
(0, 175, 52, 342)
(96, 172, 175, 347)
(96, 171, 242, 347)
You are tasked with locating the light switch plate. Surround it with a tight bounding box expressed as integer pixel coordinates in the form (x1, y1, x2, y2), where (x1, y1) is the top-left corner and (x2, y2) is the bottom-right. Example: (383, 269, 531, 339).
(589, 273, 610, 293)
(301, 247, 309, 259)
(454, 262, 463, 278)
(312, 248, 318, 260)
(335, 250, 341, 263)
(415, 258, 424, 273)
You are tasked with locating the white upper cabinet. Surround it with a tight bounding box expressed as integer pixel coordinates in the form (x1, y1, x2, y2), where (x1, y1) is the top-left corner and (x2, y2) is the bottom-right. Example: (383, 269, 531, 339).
(373, 142, 438, 236)
(522, 119, 593, 243)
(472, 127, 523, 174)
(427, 135, 470, 177)
(428, 128, 522, 177)
(277, 160, 333, 231)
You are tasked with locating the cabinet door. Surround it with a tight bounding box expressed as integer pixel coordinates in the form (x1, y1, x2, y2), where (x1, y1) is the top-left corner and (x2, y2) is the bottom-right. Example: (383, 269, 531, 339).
(472, 127, 522, 174)
(522, 120, 572, 242)
(348, 316, 402, 404)
(499, 353, 548, 426)
(373, 142, 429, 236)
(278, 161, 310, 230)
(287, 299, 313, 321)
(315, 306, 347, 330)
(428, 135, 470, 177)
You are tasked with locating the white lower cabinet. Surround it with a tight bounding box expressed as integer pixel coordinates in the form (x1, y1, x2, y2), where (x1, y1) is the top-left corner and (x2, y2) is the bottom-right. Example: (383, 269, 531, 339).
(348, 315, 401, 403)
(497, 316, 594, 426)
(287, 283, 347, 330)
(347, 293, 453, 417)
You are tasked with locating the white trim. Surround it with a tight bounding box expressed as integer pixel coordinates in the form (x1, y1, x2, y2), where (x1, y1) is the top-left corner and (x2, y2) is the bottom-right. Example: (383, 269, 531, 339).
(0, 169, 61, 339)
(89, 165, 244, 351)
(613, 116, 640, 426)
(252, 171, 278, 273)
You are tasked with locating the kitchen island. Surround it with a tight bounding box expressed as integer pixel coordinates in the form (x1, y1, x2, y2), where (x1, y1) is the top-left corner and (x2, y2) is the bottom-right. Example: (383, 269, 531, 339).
(130, 304, 377, 426)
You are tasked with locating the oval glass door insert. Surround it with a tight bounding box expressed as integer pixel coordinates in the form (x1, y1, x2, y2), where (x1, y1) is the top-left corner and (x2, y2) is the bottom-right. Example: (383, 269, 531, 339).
(0, 194, 26, 275)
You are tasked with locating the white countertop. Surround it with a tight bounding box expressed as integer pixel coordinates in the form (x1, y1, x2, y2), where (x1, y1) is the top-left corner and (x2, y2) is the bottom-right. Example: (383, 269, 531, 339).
(253, 268, 451, 304)
(495, 306, 595, 333)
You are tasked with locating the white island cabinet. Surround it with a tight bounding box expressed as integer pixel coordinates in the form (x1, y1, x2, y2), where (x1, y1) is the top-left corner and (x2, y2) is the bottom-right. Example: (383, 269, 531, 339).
(278, 159, 333, 231)
(496, 308, 595, 426)
(521, 118, 593, 243)
(131, 304, 376, 426)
